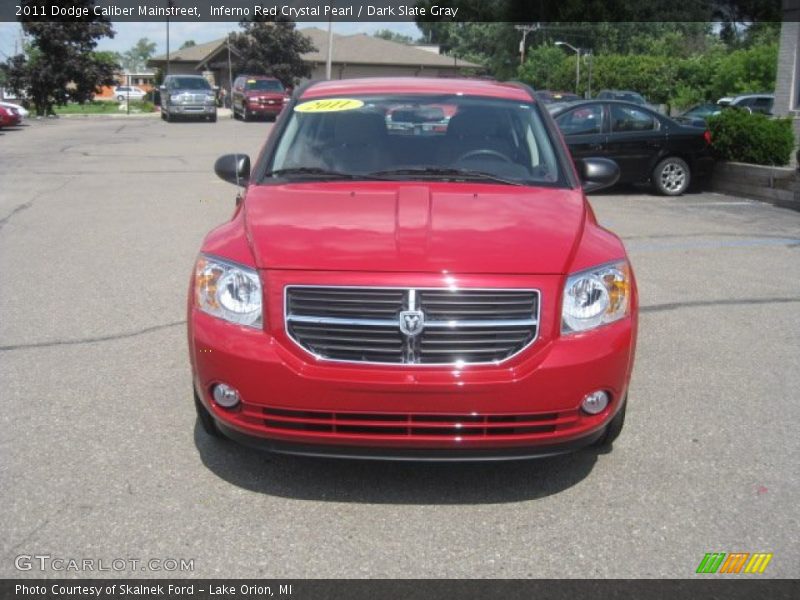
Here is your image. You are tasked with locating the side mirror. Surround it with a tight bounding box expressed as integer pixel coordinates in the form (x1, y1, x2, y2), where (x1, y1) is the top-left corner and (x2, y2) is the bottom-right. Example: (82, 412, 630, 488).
(576, 157, 620, 193)
(214, 154, 251, 186)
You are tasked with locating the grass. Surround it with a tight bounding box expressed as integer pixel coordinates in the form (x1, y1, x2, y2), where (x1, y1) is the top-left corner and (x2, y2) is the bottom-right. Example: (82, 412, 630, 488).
(54, 100, 156, 115)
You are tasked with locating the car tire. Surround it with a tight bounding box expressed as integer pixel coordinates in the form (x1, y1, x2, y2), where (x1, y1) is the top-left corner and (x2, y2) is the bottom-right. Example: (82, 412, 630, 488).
(209, 113, 217, 123)
(652, 157, 691, 196)
(594, 396, 627, 448)
(243, 107, 250, 122)
(194, 389, 223, 438)
(117, 95, 125, 101)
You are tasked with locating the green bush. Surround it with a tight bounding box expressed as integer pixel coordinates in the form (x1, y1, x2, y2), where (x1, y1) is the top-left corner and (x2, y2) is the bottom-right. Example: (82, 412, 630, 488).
(707, 109, 795, 166)
(129, 100, 155, 113)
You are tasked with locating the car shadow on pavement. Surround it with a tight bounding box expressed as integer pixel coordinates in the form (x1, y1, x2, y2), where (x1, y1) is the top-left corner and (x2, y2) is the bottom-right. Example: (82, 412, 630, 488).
(193, 422, 598, 504)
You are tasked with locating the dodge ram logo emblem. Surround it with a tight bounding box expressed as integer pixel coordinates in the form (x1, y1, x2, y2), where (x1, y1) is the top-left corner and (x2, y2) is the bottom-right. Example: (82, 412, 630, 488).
(399, 310, 425, 337)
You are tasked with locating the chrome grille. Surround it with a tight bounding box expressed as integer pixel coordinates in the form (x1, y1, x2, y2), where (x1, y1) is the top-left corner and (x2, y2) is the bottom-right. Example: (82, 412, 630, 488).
(285, 286, 539, 365)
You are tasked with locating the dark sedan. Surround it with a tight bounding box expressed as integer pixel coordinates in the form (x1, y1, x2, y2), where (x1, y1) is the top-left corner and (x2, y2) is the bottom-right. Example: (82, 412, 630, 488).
(551, 100, 713, 195)
(674, 103, 722, 128)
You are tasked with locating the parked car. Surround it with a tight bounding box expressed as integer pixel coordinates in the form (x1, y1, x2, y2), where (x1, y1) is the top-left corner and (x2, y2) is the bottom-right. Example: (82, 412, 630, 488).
(534, 90, 581, 105)
(113, 86, 147, 102)
(551, 100, 713, 195)
(0, 105, 22, 127)
(232, 75, 287, 121)
(674, 103, 722, 127)
(160, 75, 217, 123)
(596, 90, 648, 105)
(718, 93, 774, 115)
(190, 77, 638, 460)
(0, 101, 28, 119)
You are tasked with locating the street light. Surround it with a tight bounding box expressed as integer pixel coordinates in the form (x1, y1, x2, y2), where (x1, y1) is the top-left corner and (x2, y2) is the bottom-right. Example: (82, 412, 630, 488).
(555, 41, 580, 94)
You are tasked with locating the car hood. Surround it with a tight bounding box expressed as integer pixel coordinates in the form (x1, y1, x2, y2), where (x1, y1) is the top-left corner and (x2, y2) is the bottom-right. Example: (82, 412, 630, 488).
(245, 90, 283, 98)
(243, 182, 585, 274)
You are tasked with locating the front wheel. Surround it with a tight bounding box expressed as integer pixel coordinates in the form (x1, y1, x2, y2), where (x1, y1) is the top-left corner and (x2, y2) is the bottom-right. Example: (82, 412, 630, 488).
(208, 113, 217, 123)
(594, 396, 627, 448)
(652, 156, 690, 196)
(194, 389, 223, 438)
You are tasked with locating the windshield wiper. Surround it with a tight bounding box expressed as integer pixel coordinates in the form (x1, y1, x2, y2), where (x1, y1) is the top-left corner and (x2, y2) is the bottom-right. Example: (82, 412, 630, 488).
(264, 167, 386, 181)
(369, 167, 525, 186)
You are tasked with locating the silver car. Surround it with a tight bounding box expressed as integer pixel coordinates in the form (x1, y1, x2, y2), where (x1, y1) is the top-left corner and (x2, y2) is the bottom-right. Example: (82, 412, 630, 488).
(160, 75, 217, 123)
(113, 86, 146, 102)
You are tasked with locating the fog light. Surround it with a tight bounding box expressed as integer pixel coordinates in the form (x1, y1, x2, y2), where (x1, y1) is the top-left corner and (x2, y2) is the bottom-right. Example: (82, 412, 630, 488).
(212, 383, 240, 408)
(581, 390, 609, 415)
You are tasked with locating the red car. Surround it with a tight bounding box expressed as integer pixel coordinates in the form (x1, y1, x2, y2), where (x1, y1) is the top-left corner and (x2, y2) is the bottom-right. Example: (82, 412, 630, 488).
(190, 77, 637, 460)
(231, 75, 288, 121)
(0, 105, 22, 127)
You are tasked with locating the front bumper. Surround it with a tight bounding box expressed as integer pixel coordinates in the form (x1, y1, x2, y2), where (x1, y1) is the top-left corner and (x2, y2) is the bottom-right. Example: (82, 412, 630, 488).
(245, 102, 283, 115)
(169, 105, 216, 115)
(214, 418, 606, 460)
(189, 271, 637, 458)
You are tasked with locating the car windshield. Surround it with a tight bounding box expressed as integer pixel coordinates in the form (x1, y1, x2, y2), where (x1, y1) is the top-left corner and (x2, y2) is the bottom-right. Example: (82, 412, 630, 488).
(600, 92, 645, 104)
(246, 79, 284, 92)
(267, 94, 564, 186)
(171, 78, 211, 90)
(684, 104, 716, 117)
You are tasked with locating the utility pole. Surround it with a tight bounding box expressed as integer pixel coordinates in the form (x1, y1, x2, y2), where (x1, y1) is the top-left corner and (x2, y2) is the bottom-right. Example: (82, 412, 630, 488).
(227, 37, 233, 110)
(514, 24, 539, 65)
(325, 18, 333, 79)
(166, 0, 175, 77)
(585, 52, 593, 99)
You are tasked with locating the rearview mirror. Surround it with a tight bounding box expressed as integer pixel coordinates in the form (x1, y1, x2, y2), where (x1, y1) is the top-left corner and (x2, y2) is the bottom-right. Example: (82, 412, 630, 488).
(576, 158, 620, 193)
(214, 154, 251, 186)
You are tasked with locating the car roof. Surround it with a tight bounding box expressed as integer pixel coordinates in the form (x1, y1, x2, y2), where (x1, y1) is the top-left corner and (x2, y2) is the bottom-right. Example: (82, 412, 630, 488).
(301, 77, 534, 102)
(549, 99, 659, 116)
(239, 75, 280, 80)
(731, 93, 773, 100)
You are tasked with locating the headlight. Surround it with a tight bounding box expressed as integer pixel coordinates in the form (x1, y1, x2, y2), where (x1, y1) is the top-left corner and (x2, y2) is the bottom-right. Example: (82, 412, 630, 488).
(561, 261, 631, 334)
(194, 255, 262, 328)
(205, 95, 216, 105)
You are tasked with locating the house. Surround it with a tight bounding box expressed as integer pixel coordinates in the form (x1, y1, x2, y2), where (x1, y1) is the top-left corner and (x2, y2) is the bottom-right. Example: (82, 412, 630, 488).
(147, 27, 480, 93)
(774, 3, 800, 164)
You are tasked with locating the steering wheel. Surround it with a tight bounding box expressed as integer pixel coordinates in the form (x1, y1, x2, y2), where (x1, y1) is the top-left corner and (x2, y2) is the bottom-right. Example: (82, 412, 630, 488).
(456, 149, 514, 164)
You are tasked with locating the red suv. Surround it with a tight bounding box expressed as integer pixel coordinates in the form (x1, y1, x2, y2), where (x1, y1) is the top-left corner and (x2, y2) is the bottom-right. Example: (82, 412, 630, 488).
(232, 75, 287, 121)
(190, 78, 637, 460)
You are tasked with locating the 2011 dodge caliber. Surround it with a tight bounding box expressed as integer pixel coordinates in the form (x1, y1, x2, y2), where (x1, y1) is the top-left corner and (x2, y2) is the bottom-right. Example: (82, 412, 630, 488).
(189, 77, 638, 460)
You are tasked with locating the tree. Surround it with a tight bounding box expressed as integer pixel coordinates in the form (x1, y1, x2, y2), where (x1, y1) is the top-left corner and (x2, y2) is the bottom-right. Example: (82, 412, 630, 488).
(121, 38, 156, 72)
(517, 45, 573, 91)
(0, 0, 117, 115)
(180, 40, 197, 49)
(228, 17, 315, 87)
(373, 29, 414, 45)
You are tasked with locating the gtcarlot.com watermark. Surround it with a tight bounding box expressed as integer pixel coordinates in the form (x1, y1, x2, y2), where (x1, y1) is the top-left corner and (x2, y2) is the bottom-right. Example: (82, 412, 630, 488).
(14, 554, 194, 573)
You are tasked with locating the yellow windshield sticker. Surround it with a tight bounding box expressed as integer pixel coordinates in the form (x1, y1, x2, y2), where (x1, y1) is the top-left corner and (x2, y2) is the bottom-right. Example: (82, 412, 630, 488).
(247, 79, 257, 83)
(294, 98, 364, 113)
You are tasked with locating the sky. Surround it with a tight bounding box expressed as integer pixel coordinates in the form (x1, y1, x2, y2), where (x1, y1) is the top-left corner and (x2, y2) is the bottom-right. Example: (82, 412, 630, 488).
(0, 21, 422, 60)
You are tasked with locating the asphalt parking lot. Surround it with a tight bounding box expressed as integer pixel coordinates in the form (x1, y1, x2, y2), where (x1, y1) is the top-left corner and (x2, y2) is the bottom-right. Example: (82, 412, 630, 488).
(1, 115, 798, 579)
